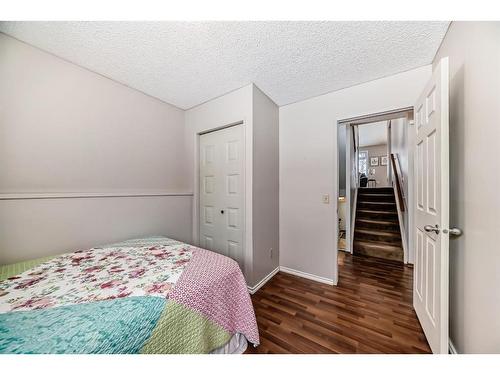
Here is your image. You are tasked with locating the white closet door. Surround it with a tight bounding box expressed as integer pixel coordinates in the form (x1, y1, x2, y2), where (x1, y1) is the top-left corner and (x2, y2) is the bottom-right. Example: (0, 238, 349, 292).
(199, 125, 244, 268)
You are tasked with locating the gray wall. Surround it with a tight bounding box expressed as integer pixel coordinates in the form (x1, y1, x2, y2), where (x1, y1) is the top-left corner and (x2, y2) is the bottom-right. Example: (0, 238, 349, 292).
(433, 21, 500, 353)
(0, 33, 192, 264)
(252, 85, 280, 286)
(0, 196, 192, 265)
(359, 144, 389, 187)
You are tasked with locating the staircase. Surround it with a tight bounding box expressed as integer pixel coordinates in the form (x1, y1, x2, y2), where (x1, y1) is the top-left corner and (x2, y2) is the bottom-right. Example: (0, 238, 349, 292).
(354, 187, 403, 262)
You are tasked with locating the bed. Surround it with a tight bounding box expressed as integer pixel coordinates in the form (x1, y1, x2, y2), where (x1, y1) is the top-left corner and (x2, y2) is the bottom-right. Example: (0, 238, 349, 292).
(0, 236, 259, 354)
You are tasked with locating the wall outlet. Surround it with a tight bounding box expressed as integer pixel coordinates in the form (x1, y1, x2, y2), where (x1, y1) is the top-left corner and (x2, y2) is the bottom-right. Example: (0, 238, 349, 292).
(322, 194, 330, 204)
(269, 248, 273, 259)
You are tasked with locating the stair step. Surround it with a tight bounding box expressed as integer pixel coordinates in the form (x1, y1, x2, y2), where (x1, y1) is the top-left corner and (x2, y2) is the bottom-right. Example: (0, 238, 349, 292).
(357, 209, 397, 214)
(358, 194, 395, 202)
(357, 200, 396, 205)
(355, 218, 400, 231)
(358, 191, 394, 195)
(353, 240, 403, 262)
(354, 186, 403, 262)
(354, 228, 402, 244)
(359, 187, 394, 194)
(357, 201, 396, 210)
(356, 209, 398, 220)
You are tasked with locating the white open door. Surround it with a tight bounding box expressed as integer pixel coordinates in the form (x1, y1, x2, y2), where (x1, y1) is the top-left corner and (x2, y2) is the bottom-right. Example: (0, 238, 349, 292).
(413, 57, 449, 354)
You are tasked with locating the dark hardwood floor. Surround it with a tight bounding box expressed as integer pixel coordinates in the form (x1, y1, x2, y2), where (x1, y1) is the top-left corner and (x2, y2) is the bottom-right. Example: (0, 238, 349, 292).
(245, 252, 431, 354)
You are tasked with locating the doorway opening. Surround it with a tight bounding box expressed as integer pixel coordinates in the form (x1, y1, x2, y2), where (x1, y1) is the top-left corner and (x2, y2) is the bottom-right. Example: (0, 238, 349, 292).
(335, 58, 451, 354)
(336, 108, 414, 264)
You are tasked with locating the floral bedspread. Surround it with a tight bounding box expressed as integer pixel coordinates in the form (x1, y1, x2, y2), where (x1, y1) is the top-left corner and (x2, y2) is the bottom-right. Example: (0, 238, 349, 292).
(0, 237, 259, 353)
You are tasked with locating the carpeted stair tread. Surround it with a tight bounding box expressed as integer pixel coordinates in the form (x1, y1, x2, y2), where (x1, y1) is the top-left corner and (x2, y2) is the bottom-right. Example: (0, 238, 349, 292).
(353, 187, 403, 262)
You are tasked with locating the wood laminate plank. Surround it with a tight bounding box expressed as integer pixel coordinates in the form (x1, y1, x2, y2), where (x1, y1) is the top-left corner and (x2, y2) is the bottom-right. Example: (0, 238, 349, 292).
(246, 252, 431, 354)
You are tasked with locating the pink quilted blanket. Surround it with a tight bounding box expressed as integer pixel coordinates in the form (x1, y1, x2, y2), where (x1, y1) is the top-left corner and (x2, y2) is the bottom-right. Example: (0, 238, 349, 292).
(170, 248, 260, 346)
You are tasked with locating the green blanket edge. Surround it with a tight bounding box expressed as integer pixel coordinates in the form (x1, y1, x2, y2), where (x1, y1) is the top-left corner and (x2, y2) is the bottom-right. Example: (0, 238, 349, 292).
(0, 256, 56, 281)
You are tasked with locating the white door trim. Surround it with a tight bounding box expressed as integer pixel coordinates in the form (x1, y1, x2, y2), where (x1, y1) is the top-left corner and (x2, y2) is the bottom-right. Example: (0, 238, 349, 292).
(335, 108, 414, 283)
(407, 115, 417, 264)
(345, 124, 351, 256)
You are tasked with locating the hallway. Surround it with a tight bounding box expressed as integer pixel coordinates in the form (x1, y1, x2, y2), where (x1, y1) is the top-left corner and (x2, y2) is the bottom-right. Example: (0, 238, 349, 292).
(246, 252, 430, 353)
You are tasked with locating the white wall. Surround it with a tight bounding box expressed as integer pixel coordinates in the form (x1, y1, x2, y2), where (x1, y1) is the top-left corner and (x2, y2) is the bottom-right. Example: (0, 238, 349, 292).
(433, 21, 500, 353)
(390, 118, 408, 197)
(252, 85, 279, 286)
(0, 33, 191, 264)
(279, 66, 431, 282)
(389, 117, 409, 250)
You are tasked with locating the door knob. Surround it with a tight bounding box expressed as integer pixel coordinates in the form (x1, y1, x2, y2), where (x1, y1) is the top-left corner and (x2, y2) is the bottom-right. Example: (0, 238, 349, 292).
(220, 210, 224, 214)
(443, 227, 463, 236)
(424, 224, 440, 234)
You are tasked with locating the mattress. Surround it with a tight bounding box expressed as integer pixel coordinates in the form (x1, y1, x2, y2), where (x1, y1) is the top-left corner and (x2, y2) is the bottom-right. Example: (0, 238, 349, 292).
(0, 236, 258, 354)
(211, 333, 248, 354)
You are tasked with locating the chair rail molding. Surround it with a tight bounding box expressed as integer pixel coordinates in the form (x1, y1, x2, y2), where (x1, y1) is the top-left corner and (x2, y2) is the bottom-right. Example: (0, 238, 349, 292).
(0, 191, 194, 200)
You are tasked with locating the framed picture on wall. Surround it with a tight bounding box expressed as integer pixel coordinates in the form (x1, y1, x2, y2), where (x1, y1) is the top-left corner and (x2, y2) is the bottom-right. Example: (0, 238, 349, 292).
(381, 156, 388, 166)
(370, 157, 379, 166)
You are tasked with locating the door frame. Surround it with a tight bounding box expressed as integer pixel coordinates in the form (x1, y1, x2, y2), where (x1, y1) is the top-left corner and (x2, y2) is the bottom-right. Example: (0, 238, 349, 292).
(338, 123, 358, 256)
(193, 120, 248, 276)
(335, 107, 415, 279)
(343, 123, 352, 255)
(406, 112, 416, 264)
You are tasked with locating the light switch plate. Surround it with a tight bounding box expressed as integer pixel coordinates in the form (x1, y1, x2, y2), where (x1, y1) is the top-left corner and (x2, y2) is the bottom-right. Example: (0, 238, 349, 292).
(322, 194, 330, 204)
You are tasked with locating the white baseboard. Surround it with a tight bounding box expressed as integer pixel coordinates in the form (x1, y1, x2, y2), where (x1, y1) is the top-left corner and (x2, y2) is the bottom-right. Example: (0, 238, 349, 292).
(247, 266, 335, 294)
(449, 339, 458, 354)
(247, 266, 280, 295)
(279, 266, 334, 285)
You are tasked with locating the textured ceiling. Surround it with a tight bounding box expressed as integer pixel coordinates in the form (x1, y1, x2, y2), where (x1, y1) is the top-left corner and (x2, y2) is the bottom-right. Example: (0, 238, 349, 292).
(359, 121, 388, 147)
(0, 21, 449, 109)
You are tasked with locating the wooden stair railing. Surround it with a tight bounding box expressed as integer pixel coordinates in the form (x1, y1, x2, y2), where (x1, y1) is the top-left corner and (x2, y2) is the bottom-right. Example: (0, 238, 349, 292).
(390, 153, 405, 212)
